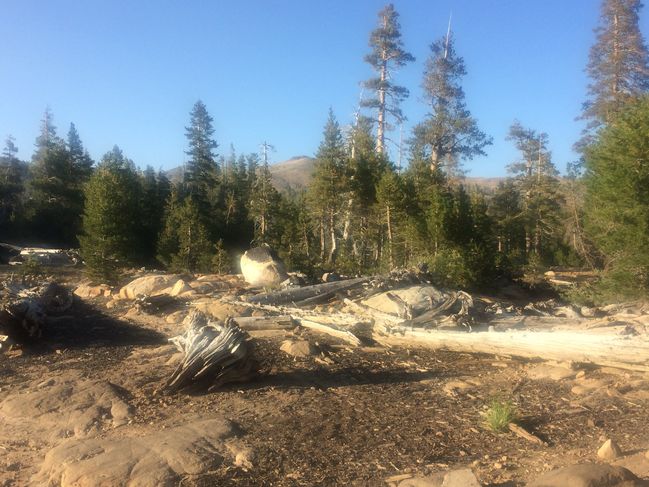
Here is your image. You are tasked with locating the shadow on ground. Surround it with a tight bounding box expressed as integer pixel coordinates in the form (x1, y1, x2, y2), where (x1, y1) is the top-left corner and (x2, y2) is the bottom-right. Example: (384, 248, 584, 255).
(240, 366, 446, 391)
(38, 299, 167, 352)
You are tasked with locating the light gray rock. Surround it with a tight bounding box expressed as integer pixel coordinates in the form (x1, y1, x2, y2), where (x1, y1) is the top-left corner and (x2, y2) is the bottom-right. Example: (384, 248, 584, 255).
(528, 463, 643, 487)
(598, 439, 623, 460)
(398, 469, 480, 487)
(240, 246, 288, 287)
(527, 364, 575, 381)
(33, 418, 248, 487)
(442, 469, 481, 487)
(0, 373, 132, 440)
(74, 283, 110, 299)
(117, 274, 183, 300)
(280, 339, 318, 358)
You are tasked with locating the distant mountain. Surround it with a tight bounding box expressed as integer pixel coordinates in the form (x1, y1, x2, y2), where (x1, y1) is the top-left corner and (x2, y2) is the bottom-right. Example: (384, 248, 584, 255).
(268, 157, 506, 192)
(268, 156, 317, 192)
(165, 165, 185, 183)
(165, 157, 506, 193)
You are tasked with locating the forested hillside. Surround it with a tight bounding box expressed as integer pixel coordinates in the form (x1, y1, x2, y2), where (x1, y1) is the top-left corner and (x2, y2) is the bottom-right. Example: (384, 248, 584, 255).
(1, 0, 648, 302)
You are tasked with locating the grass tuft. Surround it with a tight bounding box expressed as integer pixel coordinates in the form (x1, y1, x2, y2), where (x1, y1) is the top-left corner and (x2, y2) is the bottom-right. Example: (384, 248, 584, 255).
(484, 399, 518, 432)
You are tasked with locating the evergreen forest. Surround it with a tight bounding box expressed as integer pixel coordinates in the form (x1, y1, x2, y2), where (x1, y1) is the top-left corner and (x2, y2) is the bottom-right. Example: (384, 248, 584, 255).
(2, 0, 649, 304)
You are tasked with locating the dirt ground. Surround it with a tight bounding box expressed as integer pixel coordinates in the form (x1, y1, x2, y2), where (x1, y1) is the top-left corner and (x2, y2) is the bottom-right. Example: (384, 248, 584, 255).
(1, 268, 648, 486)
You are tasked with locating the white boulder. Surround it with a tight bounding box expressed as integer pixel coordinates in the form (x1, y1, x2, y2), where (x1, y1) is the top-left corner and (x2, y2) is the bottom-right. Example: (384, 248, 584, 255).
(240, 246, 288, 287)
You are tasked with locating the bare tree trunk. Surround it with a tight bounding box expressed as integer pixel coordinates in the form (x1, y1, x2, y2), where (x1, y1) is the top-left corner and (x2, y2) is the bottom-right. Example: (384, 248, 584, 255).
(377, 60, 387, 154)
(328, 209, 337, 264)
(386, 204, 394, 269)
(342, 197, 354, 242)
(319, 216, 325, 263)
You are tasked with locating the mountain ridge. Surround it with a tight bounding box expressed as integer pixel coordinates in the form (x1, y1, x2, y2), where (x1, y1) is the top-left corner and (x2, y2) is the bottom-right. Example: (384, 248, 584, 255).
(166, 156, 506, 192)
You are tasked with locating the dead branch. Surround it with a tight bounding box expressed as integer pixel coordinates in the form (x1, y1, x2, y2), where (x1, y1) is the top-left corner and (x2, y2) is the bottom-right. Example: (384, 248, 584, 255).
(247, 277, 370, 306)
(508, 423, 547, 446)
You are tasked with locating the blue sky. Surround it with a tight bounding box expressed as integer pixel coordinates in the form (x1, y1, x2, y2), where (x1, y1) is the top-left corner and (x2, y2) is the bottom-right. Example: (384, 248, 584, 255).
(1, 0, 646, 177)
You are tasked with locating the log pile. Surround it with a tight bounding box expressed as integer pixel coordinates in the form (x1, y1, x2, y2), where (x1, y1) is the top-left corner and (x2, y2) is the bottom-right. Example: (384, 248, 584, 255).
(230, 271, 649, 373)
(165, 311, 257, 393)
(0, 279, 73, 350)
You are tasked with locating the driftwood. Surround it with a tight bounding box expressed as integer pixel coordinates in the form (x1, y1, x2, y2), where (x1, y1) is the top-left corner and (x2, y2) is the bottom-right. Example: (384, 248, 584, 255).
(0, 243, 80, 266)
(298, 319, 362, 346)
(234, 315, 295, 331)
(165, 311, 257, 393)
(239, 275, 649, 372)
(400, 291, 474, 328)
(0, 280, 73, 349)
(248, 277, 370, 305)
(373, 323, 649, 372)
(508, 423, 547, 446)
(231, 299, 366, 345)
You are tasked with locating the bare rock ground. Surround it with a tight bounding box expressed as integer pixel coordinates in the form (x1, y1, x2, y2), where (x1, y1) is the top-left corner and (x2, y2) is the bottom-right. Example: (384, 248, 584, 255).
(1, 269, 649, 486)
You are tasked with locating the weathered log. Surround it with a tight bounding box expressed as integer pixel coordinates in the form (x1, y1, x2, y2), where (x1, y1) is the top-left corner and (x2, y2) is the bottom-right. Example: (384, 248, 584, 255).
(297, 319, 362, 346)
(401, 291, 474, 328)
(0, 280, 73, 348)
(247, 277, 370, 305)
(233, 315, 295, 331)
(373, 324, 649, 372)
(165, 311, 257, 393)
(229, 299, 365, 345)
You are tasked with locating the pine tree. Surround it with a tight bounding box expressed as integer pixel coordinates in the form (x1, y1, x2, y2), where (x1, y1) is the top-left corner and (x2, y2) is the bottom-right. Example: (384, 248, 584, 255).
(584, 96, 649, 297)
(28, 111, 83, 245)
(488, 180, 526, 264)
(411, 33, 491, 176)
(67, 123, 94, 182)
(343, 115, 389, 270)
(308, 110, 349, 265)
(362, 4, 415, 154)
(32, 107, 61, 162)
(139, 166, 165, 261)
(507, 122, 563, 261)
(249, 143, 282, 246)
(157, 191, 214, 273)
(581, 0, 649, 137)
(184, 100, 220, 227)
(0, 136, 26, 237)
(376, 169, 407, 269)
(78, 146, 143, 282)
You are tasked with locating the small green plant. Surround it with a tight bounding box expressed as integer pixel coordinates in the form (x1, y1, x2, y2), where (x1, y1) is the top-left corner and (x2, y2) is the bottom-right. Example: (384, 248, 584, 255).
(484, 399, 518, 432)
(20, 257, 44, 278)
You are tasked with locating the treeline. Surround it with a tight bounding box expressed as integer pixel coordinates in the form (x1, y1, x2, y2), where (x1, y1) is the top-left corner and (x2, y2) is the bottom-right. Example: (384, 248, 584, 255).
(1, 0, 648, 301)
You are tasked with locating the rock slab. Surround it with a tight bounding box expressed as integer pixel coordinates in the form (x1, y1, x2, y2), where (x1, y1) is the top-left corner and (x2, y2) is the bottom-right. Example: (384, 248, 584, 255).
(33, 418, 246, 487)
(528, 463, 645, 487)
(0, 374, 132, 440)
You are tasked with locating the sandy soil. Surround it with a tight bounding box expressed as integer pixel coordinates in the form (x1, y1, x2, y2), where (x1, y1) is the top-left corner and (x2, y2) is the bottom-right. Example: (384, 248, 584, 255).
(1, 270, 648, 486)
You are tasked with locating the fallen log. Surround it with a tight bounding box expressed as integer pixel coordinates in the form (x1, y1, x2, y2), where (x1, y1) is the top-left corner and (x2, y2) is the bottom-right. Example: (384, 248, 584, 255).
(229, 299, 366, 345)
(0, 280, 73, 348)
(165, 311, 257, 393)
(247, 277, 370, 305)
(233, 315, 295, 331)
(298, 319, 362, 346)
(373, 324, 649, 372)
